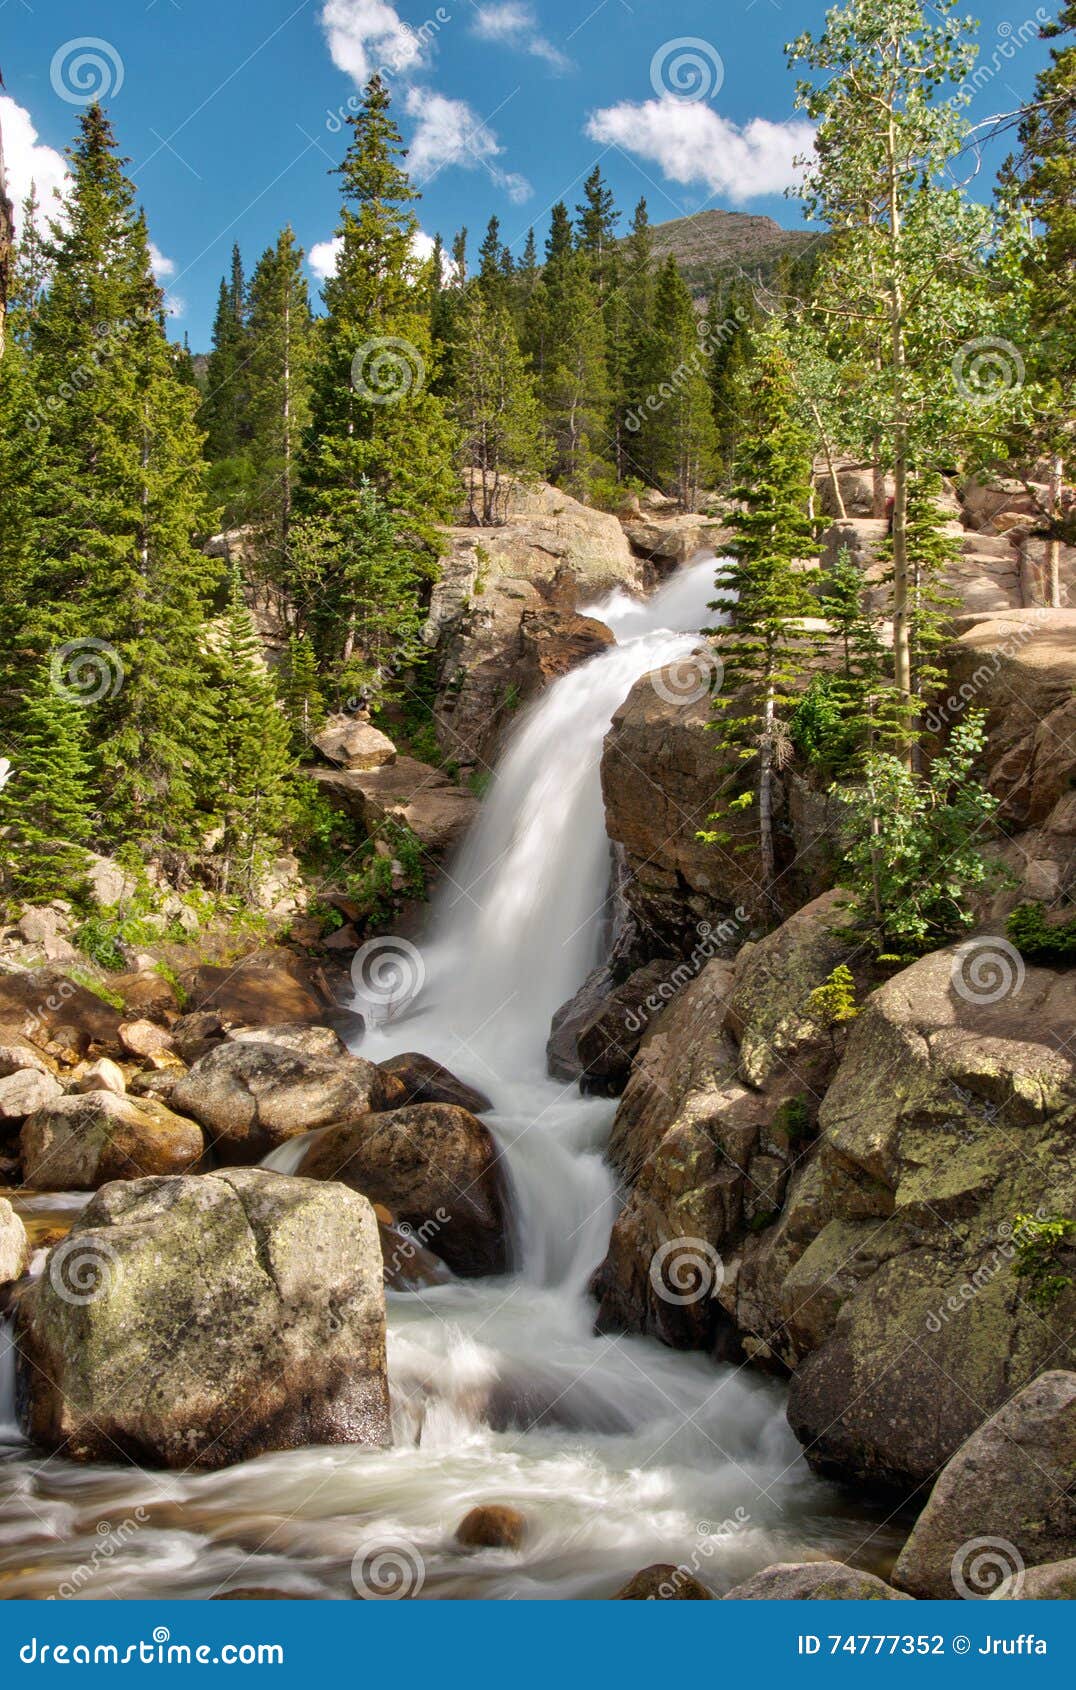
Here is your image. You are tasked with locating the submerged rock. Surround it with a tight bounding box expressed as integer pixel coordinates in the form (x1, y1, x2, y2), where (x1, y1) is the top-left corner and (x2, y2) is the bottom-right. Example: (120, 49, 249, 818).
(16, 1168, 390, 1468)
(20, 1091, 204, 1189)
(455, 1505, 527, 1550)
(891, 1371, 1076, 1599)
(298, 1102, 508, 1277)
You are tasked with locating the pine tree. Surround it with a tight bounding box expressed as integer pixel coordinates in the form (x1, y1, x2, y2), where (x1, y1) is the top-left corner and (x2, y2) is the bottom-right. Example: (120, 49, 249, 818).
(637, 257, 717, 510)
(245, 228, 313, 588)
(709, 278, 763, 486)
(204, 570, 294, 897)
(576, 166, 619, 301)
(617, 198, 656, 483)
(26, 106, 219, 863)
(8, 187, 49, 347)
(0, 665, 94, 904)
(451, 287, 543, 524)
(201, 243, 250, 459)
(295, 75, 458, 700)
(278, 632, 326, 752)
(701, 338, 819, 901)
(536, 208, 610, 495)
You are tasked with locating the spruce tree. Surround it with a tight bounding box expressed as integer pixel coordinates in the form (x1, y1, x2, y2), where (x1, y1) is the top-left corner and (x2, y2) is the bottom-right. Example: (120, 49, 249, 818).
(26, 105, 219, 863)
(278, 632, 326, 752)
(0, 665, 94, 904)
(204, 570, 294, 897)
(537, 214, 610, 495)
(701, 337, 818, 901)
(295, 75, 458, 700)
(638, 257, 717, 510)
(617, 198, 656, 483)
(245, 228, 313, 588)
(451, 287, 543, 523)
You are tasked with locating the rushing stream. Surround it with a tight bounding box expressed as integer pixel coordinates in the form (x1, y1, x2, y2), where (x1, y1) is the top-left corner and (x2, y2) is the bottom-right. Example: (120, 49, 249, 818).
(0, 559, 902, 1599)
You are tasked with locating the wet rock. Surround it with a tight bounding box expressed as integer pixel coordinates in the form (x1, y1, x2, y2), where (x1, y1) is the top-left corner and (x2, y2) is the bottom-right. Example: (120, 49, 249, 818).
(171, 1041, 403, 1162)
(20, 1091, 205, 1189)
(724, 1562, 910, 1601)
(16, 1168, 390, 1468)
(575, 960, 679, 1095)
(547, 966, 614, 1082)
(0, 1067, 62, 1121)
(891, 1372, 1076, 1599)
(298, 1102, 508, 1277)
(0, 1198, 30, 1286)
(312, 714, 397, 770)
(517, 606, 614, 691)
(378, 1052, 492, 1113)
(613, 1564, 714, 1599)
(455, 1505, 527, 1550)
(621, 514, 732, 569)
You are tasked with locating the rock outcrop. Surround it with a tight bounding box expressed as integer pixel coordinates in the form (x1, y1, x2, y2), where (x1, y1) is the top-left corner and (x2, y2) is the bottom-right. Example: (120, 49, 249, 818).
(425, 481, 642, 768)
(312, 715, 397, 770)
(0, 1198, 30, 1287)
(311, 757, 478, 859)
(20, 1092, 205, 1189)
(891, 1372, 1076, 1598)
(298, 1101, 509, 1277)
(16, 1169, 390, 1467)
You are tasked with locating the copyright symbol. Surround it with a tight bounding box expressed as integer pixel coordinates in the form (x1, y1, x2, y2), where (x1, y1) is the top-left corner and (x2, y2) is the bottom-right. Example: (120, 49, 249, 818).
(953, 1637, 971, 1655)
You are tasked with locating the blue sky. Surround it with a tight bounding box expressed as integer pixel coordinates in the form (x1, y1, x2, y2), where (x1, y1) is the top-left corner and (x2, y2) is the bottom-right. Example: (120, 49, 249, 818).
(1, 0, 1056, 346)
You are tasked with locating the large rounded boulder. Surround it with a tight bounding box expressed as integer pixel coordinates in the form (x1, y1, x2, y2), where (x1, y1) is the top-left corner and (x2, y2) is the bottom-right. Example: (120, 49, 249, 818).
(20, 1091, 204, 1189)
(170, 1040, 403, 1161)
(16, 1168, 390, 1468)
(298, 1102, 509, 1277)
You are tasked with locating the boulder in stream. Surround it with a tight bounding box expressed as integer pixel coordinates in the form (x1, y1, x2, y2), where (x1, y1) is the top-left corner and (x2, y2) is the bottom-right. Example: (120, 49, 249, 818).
(20, 1091, 204, 1189)
(16, 1168, 390, 1467)
(298, 1101, 509, 1277)
(170, 1039, 404, 1162)
(723, 1562, 911, 1601)
(0, 1198, 30, 1287)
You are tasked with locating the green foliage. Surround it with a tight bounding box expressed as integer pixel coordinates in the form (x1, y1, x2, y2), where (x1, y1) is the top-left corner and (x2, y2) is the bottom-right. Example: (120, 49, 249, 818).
(835, 711, 999, 955)
(790, 673, 860, 776)
(1012, 1212, 1075, 1308)
(1006, 901, 1076, 964)
(450, 287, 543, 524)
(0, 666, 93, 905)
(807, 964, 859, 1029)
(773, 1094, 813, 1143)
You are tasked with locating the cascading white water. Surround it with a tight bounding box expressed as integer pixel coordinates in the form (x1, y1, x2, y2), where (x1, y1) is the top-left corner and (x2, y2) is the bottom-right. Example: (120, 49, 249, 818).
(0, 557, 894, 1599)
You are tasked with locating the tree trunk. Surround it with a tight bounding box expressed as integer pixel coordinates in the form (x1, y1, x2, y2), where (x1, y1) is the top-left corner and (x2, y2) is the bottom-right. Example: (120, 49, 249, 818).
(1046, 452, 1063, 609)
(0, 111, 13, 361)
(759, 677, 776, 902)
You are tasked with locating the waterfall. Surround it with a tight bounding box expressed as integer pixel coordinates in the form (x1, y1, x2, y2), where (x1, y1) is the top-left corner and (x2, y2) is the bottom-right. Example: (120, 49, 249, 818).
(0, 556, 880, 1601)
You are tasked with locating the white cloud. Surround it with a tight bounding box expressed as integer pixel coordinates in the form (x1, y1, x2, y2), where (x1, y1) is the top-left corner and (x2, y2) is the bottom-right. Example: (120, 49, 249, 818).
(404, 88, 532, 201)
(320, 0, 427, 86)
(308, 227, 443, 282)
(585, 97, 815, 203)
(0, 96, 70, 232)
(472, 3, 572, 73)
(309, 235, 344, 282)
(149, 242, 176, 281)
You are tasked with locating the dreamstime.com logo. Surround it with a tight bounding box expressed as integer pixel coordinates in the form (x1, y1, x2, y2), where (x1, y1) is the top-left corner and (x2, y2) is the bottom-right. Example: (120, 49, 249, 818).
(50, 638, 125, 707)
(950, 936, 1026, 1006)
(351, 337, 426, 404)
(351, 936, 426, 1018)
(951, 336, 1025, 407)
(650, 38, 725, 102)
(48, 1234, 122, 1306)
(951, 1536, 1026, 1599)
(351, 1535, 426, 1599)
(651, 648, 724, 707)
(649, 1236, 725, 1306)
(51, 38, 125, 104)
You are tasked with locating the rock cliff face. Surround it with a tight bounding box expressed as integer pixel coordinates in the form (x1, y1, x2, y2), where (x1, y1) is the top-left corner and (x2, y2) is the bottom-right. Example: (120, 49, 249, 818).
(595, 891, 1076, 1492)
(426, 481, 643, 769)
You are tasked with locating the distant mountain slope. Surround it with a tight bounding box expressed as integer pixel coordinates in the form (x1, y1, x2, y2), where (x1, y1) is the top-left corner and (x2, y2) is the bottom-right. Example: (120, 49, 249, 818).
(646, 209, 819, 299)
